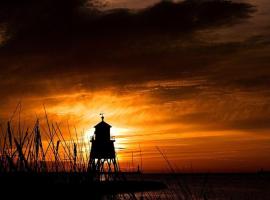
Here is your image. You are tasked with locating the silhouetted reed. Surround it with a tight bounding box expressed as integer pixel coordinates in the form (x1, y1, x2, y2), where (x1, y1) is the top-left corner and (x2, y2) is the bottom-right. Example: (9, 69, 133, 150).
(0, 112, 89, 174)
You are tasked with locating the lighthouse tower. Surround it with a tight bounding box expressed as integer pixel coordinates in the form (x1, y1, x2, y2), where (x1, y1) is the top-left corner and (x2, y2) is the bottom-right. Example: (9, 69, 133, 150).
(88, 114, 119, 181)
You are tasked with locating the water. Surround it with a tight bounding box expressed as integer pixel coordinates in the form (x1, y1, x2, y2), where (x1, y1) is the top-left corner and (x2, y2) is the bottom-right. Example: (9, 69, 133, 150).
(123, 173, 270, 200)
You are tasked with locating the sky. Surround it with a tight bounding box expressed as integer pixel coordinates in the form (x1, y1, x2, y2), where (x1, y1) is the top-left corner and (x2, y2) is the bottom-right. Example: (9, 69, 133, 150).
(0, 0, 270, 172)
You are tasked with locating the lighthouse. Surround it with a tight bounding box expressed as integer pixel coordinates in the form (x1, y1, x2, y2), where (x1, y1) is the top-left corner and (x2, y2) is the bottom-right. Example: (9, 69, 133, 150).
(88, 114, 119, 181)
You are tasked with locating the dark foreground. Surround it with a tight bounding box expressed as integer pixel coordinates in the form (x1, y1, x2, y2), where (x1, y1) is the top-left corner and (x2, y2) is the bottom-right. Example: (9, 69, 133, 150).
(136, 172, 270, 200)
(0, 172, 166, 198)
(0, 172, 269, 199)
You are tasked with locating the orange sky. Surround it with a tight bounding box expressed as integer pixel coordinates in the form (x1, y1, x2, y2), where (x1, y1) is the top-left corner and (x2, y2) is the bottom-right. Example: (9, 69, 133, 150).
(3, 84, 270, 172)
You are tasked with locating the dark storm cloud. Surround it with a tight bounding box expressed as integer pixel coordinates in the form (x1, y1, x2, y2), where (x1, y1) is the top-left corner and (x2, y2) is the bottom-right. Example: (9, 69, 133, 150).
(0, 37, 257, 98)
(0, 0, 253, 38)
(0, 1, 253, 54)
(0, 0, 267, 129)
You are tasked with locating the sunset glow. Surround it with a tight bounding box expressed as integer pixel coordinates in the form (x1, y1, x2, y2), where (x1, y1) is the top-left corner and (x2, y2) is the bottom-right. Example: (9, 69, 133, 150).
(0, 0, 270, 173)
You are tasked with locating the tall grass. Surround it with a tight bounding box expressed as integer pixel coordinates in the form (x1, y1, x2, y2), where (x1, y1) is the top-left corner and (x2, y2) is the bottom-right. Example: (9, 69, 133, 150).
(0, 113, 89, 173)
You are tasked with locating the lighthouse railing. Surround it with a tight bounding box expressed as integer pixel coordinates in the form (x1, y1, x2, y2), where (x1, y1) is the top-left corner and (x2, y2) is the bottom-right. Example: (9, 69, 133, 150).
(90, 135, 115, 142)
(111, 136, 115, 142)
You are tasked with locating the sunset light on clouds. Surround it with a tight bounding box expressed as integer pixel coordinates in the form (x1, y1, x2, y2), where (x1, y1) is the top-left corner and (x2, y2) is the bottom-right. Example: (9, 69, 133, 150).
(0, 0, 270, 173)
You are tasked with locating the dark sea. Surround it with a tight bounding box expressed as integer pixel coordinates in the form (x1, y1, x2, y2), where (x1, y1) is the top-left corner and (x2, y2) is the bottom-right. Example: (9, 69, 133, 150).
(119, 173, 270, 200)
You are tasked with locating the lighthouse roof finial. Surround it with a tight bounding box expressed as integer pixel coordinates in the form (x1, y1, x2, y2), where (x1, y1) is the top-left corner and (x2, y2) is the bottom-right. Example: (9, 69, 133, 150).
(94, 113, 111, 128)
(100, 113, 104, 121)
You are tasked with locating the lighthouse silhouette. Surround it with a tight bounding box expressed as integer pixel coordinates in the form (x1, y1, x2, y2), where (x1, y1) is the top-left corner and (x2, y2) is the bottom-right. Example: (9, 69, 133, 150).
(88, 114, 119, 181)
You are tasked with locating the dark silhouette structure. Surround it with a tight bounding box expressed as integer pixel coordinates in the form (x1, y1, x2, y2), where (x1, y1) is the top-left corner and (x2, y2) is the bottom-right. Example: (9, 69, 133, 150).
(88, 114, 119, 181)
